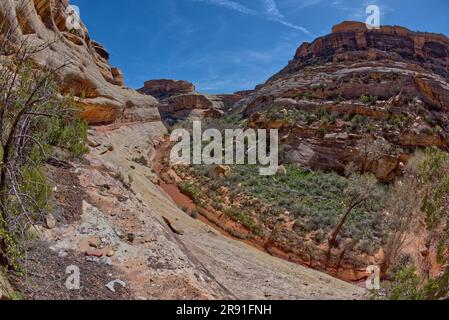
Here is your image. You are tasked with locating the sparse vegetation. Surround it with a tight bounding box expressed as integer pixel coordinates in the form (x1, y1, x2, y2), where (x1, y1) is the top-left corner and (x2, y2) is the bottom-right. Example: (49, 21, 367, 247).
(175, 163, 386, 252)
(132, 155, 148, 166)
(359, 94, 377, 105)
(0, 41, 88, 270)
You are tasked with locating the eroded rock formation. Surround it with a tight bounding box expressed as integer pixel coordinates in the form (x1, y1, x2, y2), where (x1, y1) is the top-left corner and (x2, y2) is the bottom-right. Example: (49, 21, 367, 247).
(138, 79, 196, 100)
(0, 0, 160, 125)
(139, 79, 250, 121)
(238, 21, 449, 180)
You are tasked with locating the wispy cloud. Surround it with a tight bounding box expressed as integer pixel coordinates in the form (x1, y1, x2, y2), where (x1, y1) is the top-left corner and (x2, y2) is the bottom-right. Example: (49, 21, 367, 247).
(262, 0, 310, 34)
(191, 0, 310, 34)
(170, 33, 302, 92)
(191, 0, 256, 15)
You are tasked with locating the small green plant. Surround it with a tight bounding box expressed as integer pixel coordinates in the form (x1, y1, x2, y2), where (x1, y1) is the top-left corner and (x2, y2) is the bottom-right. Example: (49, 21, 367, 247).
(295, 92, 313, 100)
(379, 266, 422, 300)
(360, 95, 377, 105)
(318, 126, 328, 137)
(179, 181, 201, 201)
(224, 206, 262, 235)
(47, 117, 89, 158)
(305, 113, 318, 125)
(132, 155, 148, 166)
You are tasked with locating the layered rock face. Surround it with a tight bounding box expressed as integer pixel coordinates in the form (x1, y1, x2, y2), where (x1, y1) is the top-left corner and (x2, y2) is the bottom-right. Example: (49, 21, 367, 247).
(138, 79, 196, 100)
(0, 0, 160, 125)
(239, 21, 449, 179)
(139, 79, 250, 122)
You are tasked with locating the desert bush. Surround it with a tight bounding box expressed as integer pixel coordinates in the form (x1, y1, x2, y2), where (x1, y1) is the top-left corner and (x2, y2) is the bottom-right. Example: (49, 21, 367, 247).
(360, 95, 377, 105)
(224, 206, 261, 235)
(46, 117, 89, 158)
(377, 266, 449, 300)
(132, 155, 148, 166)
(178, 181, 201, 202)
(0, 39, 88, 269)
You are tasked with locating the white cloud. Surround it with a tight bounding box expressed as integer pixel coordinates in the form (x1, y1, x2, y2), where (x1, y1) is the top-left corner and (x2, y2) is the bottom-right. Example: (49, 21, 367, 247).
(192, 0, 256, 15)
(191, 0, 310, 34)
(263, 0, 310, 34)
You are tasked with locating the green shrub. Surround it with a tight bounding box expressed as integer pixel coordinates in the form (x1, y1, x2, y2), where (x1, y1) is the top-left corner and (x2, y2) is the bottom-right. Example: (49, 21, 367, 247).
(224, 206, 261, 235)
(295, 92, 313, 100)
(318, 126, 328, 137)
(360, 95, 377, 105)
(20, 166, 53, 214)
(382, 266, 423, 300)
(179, 181, 201, 201)
(132, 155, 149, 166)
(47, 117, 89, 158)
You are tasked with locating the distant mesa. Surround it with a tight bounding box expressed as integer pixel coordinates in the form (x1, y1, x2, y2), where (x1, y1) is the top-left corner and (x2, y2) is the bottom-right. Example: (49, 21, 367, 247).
(138, 79, 253, 122)
(138, 79, 197, 100)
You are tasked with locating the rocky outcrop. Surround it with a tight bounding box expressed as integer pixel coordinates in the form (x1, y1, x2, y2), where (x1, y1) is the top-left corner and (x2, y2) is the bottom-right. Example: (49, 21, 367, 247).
(139, 79, 250, 121)
(139, 79, 220, 121)
(273, 21, 449, 82)
(217, 91, 254, 111)
(0, 0, 160, 125)
(138, 79, 196, 100)
(238, 22, 449, 179)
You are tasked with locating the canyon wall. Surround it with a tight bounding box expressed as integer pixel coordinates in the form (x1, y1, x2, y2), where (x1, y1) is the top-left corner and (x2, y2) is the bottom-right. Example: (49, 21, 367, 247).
(238, 21, 449, 179)
(0, 0, 161, 125)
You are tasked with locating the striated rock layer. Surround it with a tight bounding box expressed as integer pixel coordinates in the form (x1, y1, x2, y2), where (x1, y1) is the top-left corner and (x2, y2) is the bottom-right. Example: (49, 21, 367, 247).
(238, 21, 449, 179)
(0, 0, 160, 125)
(138, 79, 196, 100)
(139, 79, 251, 122)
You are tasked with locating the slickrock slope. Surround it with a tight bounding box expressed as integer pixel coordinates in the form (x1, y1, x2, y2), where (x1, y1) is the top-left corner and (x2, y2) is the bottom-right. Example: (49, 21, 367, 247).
(17, 121, 363, 299)
(55, 122, 362, 299)
(0, 0, 160, 125)
(239, 21, 449, 179)
(139, 79, 250, 121)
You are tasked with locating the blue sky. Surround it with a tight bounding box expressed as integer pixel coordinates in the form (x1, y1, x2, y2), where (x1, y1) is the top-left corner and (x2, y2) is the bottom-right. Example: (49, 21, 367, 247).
(71, 0, 449, 94)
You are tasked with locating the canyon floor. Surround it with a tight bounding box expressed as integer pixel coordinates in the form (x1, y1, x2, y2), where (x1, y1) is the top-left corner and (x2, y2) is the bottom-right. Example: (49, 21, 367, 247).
(12, 120, 365, 300)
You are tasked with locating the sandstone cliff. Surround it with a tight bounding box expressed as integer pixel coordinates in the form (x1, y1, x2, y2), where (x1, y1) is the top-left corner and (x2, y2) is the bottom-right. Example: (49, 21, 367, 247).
(1, 1, 364, 299)
(139, 79, 250, 122)
(238, 21, 449, 180)
(0, 0, 160, 125)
